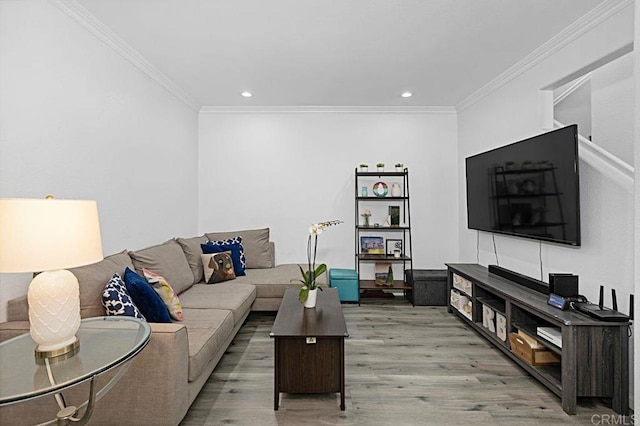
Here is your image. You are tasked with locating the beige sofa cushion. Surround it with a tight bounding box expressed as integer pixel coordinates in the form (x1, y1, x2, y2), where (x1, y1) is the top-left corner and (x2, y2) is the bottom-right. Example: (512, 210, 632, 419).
(181, 308, 234, 382)
(0, 320, 30, 343)
(129, 239, 194, 295)
(68, 250, 135, 319)
(7, 296, 28, 321)
(179, 283, 256, 325)
(232, 264, 326, 299)
(206, 228, 271, 269)
(175, 235, 208, 284)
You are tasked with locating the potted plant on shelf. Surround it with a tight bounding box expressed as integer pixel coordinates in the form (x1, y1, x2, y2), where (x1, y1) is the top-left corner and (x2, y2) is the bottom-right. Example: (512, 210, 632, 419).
(294, 220, 343, 308)
(376, 162, 385, 172)
(359, 163, 369, 172)
(395, 163, 404, 172)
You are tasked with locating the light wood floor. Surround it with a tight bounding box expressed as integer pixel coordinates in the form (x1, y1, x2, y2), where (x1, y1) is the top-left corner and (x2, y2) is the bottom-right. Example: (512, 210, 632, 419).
(181, 299, 624, 425)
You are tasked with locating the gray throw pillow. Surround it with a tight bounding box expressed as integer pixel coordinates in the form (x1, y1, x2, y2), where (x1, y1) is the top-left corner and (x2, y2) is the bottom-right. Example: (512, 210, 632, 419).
(176, 235, 208, 283)
(69, 250, 135, 319)
(205, 228, 271, 269)
(129, 239, 194, 295)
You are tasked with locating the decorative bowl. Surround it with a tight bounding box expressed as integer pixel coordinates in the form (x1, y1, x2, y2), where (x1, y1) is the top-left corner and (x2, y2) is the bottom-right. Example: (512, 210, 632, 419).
(373, 182, 388, 197)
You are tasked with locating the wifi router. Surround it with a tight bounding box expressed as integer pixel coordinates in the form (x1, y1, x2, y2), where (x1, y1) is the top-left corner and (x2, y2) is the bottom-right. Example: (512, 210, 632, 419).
(572, 285, 630, 322)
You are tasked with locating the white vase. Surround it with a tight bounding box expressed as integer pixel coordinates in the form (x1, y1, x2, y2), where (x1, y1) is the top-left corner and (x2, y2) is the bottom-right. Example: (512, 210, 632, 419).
(391, 183, 402, 197)
(304, 288, 318, 308)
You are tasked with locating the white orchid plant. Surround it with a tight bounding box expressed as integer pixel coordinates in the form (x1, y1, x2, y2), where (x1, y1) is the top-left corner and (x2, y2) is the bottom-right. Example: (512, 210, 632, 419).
(295, 219, 343, 303)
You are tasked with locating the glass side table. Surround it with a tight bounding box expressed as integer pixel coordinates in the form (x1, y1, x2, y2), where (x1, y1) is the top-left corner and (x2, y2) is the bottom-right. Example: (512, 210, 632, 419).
(0, 316, 151, 425)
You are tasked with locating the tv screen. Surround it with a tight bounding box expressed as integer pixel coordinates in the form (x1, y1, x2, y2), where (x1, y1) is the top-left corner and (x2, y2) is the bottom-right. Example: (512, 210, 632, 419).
(465, 125, 580, 246)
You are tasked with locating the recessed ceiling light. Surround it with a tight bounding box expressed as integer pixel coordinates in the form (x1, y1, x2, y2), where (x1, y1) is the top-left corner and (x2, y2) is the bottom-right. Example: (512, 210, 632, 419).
(241, 91, 253, 98)
(401, 92, 413, 98)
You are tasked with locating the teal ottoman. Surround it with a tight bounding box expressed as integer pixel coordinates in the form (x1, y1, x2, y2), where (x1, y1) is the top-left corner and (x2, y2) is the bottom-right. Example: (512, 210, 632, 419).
(329, 268, 359, 303)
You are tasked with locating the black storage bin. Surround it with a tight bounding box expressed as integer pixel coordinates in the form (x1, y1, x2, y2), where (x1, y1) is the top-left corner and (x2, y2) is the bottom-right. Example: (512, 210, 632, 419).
(405, 269, 448, 306)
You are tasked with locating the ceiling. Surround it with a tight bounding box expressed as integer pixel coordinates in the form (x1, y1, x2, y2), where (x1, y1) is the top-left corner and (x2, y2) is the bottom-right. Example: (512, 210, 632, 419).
(77, 0, 605, 108)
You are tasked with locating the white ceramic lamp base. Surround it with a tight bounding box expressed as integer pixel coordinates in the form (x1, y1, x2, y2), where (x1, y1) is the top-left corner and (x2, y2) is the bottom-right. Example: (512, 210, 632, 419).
(28, 269, 81, 357)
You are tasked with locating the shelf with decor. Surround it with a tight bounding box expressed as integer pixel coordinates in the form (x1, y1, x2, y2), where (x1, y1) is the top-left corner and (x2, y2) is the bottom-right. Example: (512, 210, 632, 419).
(357, 171, 406, 177)
(354, 167, 413, 305)
(356, 225, 411, 231)
(358, 280, 412, 290)
(356, 196, 409, 201)
(357, 254, 411, 261)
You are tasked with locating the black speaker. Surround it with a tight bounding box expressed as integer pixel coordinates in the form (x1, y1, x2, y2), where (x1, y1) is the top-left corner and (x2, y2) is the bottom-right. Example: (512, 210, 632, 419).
(549, 273, 579, 298)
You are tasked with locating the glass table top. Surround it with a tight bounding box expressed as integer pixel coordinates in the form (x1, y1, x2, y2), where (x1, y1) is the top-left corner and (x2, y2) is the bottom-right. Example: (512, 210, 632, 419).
(0, 316, 150, 405)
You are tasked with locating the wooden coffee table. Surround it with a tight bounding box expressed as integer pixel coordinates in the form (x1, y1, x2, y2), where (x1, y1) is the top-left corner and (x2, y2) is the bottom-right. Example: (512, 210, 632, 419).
(270, 287, 349, 410)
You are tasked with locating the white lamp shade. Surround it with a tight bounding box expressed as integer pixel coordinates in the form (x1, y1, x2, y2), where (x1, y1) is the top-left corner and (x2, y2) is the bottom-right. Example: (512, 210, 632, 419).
(0, 198, 103, 355)
(0, 198, 103, 273)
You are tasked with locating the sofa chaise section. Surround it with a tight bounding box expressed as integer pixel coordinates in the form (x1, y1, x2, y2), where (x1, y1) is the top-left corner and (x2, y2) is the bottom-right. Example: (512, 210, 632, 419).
(233, 264, 325, 311)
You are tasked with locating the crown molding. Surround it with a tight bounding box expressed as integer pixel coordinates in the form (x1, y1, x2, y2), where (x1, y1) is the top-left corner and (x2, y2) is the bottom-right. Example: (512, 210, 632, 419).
(51, 0, 199, 112)
(456, 0, 633, 113)
(199, 105, 457, 114)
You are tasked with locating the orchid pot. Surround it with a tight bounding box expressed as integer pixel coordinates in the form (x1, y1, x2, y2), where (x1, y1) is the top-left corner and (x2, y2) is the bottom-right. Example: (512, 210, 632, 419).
(294, 220, 343, 307)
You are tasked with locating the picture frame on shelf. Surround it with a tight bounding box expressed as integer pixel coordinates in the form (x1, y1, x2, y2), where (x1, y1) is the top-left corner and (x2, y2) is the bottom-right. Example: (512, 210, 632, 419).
(388, 205, 400, 225)
(360, 236, 384, 254)
(386, 239, 402, 255)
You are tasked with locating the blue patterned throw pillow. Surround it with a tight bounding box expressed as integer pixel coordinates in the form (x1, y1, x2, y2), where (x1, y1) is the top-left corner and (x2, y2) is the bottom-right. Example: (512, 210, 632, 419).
(123, 267, 172, 323)
(201, 236, 246, 276)
(102, 273, 146, 320)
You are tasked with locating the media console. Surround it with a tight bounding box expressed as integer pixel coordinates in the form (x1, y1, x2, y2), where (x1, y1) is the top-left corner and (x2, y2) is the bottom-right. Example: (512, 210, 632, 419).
(446, 263, 629, 415)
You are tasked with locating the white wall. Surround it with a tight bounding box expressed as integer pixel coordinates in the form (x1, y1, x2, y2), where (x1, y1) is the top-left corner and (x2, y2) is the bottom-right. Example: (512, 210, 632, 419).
(554, 80, 591, 138)
(458, 6, 634, 310)
(0, 1, 199, 320)
(198, 112, 458, 273)
(591, 52, 635, 164)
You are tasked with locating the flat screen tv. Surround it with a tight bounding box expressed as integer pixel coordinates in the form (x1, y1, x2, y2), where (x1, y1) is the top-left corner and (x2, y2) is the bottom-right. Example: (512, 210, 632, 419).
(465, 125, 580, 246)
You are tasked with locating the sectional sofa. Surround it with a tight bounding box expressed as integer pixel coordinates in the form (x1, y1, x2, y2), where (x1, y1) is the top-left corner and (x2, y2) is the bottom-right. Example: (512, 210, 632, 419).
(0, 228, 322, 425)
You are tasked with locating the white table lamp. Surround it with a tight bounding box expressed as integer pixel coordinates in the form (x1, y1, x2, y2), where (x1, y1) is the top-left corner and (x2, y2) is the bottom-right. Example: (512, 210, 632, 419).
(0, 197, 103, 359)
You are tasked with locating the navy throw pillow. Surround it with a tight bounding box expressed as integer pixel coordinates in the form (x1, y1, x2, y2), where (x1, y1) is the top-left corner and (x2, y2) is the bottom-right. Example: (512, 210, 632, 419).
(102, 273, 146, 320)
(201, 237, 246, 276)
(123, 267, 171, 323)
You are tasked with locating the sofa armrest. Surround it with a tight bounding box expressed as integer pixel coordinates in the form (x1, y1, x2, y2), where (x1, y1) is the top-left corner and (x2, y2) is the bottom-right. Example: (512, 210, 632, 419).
(269, 242, 276, 268)
(7, 295, 28, 321)
(90, 322, 190, 425)
(0, 320, 29, 343)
